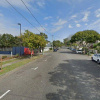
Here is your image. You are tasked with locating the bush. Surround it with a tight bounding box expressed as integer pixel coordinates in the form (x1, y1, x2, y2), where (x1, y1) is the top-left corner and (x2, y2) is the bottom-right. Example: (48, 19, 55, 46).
(2, 56, 7, 59)
(14, 54, 19, 58)
(49, 48, 52, 50)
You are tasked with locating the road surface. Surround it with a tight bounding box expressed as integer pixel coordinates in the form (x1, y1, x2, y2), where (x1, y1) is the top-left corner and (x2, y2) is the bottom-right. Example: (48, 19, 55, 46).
(0, 49, 100, 100)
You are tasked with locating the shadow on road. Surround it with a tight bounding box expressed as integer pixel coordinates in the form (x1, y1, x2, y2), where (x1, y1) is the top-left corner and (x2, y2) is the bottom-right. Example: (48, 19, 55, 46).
(60, 51, 76, 54)
(46, 62, 84, 100)
(46, 59, 100, 100)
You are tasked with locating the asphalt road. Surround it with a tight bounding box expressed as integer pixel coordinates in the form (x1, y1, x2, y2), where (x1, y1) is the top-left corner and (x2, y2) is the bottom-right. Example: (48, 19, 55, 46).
(0, 49, 100, 100)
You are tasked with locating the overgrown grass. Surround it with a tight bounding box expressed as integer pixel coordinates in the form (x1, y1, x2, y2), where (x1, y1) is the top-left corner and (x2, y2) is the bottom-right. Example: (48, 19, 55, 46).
(2, 59, 17, 65)
(0, 55, 42, 75)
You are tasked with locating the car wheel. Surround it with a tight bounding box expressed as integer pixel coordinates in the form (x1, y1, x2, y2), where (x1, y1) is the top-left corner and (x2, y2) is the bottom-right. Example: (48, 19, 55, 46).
(97, 60, 100, 64)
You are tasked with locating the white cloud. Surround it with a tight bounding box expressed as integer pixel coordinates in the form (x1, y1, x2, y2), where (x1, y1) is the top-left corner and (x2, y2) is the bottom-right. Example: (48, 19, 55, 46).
(87, 6, 94, 10)
(58, 0, 84, 4)
(37, 1, 45, 7)
(74, 21, 78, 23)
(0, 22, 20, 36)
(44, 16, 52, 20)
(95, 9, 100, 18)
(82, 11, 90, 22)
(85, 23, 88, 26)
(53, 19, 67, 26)
(68, 24, 73, 28)
(51, 26, 63, 33)
(71, 14, 77, 19)
(76, 24, 81, 27)
(88, 19, 100, 30)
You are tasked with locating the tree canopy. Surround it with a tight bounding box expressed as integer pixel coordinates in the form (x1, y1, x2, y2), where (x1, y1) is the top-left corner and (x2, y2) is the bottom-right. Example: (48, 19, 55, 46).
(0, 33, 19, 48)
(53, 40, 63, 47)
(70, 30, 100, 43)
(21, 30, 47, 50)
(40, 32, 48, 40)
(0, 30, 48, 51)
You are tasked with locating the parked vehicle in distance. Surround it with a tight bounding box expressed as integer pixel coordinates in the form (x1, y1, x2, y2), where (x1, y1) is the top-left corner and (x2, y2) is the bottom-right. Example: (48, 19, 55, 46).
(72, 49, 76, 52)
(67, 47, 70, 49)
(53, 48, 57, 52)
(76, 50, 83, 54)
(53, 47, 58, 52)
(91, 54, 100, 63)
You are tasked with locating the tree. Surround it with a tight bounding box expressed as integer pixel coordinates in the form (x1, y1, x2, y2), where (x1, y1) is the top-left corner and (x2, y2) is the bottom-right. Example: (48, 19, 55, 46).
(63, 38, 68, 46)
(13, 36, 21, 47)
(40, 32, 48, 40)
(0, 33, 15, 48)
(70, 30, 100, 43)
(53, 40, 62, 47)
(21, 30, 47, 55)
(21, 30, 36, 49)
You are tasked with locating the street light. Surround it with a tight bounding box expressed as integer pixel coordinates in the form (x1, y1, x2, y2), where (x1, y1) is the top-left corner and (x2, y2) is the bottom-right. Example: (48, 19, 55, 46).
(18, 23, 21, 56)
(52, 35, 53, 51)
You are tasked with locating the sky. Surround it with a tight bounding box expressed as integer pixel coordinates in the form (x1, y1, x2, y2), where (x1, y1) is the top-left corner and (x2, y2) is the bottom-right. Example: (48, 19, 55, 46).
(0, 0, 100, 42)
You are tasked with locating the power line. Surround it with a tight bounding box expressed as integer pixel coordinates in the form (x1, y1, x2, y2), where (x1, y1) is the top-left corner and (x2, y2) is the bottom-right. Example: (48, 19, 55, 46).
(20, 0, 49, 34)
(5, 0, 41, 33)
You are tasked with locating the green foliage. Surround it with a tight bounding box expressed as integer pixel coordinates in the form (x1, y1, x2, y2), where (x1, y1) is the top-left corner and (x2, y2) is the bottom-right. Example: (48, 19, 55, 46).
(63, 38, 71, 46)
(2, 56, 7, 59)
(70, 30, 100, 43)
(97, 43, 100, 46)
(93, 44, 98, 48)
(96, 46, 100, 53)
(40, 32, 48, 40)
(82, 47, 88, 54)
(0, 34, 21, 48)
(0, 34, 15, 47)
(21, 30, 47, 50)
(93, 43, 100, 49)
(53, 40, 62, 47)
(49, 48, 52, 50)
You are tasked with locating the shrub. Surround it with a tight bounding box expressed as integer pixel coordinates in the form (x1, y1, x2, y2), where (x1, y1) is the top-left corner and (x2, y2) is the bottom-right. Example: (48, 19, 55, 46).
(2, 56, 7, 59)
(49, 48, 52, 50)
(14, 54, 19, 58)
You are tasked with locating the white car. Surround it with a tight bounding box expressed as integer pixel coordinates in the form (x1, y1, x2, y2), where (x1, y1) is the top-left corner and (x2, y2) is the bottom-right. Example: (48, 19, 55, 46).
(91, 54, 100, 63)
(76, 50, 83, 54)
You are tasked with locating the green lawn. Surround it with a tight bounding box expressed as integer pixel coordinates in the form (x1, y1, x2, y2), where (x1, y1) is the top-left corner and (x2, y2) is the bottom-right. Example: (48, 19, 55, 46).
(0, 55, 42, 75)
(2, 59, 18, 65)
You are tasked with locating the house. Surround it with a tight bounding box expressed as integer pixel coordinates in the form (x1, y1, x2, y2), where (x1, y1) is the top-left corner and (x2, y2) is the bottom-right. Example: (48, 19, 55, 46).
(95, 40, 100, 44)
(44, 42, 52, 52)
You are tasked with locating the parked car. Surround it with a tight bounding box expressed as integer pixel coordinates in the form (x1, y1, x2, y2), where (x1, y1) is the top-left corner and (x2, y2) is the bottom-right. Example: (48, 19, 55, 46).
(53, 48, 57, 52)
(72, 49, 76, 52)
(76, 50, 83, 54)
(91, 54, 100, 63)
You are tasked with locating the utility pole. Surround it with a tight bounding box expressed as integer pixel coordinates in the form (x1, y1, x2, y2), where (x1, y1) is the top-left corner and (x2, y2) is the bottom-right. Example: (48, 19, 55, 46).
(18, 23, 21, 56)
(52, 35, 53, 51)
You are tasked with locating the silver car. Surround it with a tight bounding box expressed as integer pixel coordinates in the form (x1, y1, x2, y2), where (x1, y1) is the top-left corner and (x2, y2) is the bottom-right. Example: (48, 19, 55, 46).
(91, 54, 100, 63)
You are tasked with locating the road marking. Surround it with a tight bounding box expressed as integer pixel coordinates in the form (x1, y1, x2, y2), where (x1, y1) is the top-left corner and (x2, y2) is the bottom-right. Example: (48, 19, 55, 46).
(31, 67, 38, 70)
(44, 59, 47, 61)
(0, 90, 11, 99)
(34, 67, 38, 70)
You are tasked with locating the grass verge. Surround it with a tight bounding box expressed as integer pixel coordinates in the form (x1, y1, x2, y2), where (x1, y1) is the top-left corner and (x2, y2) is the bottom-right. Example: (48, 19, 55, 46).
(0, 55, 43, 75)
(2, 59, 18, 65)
